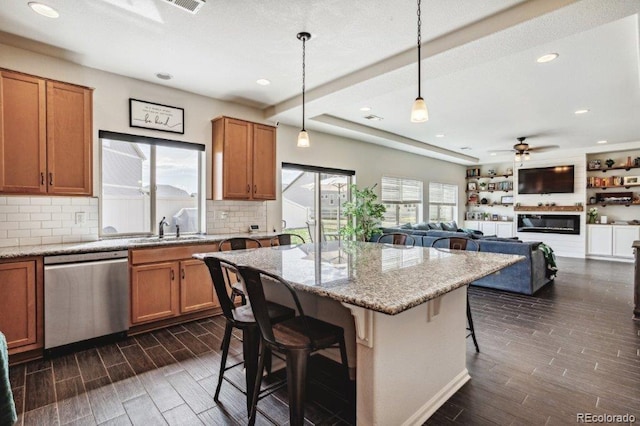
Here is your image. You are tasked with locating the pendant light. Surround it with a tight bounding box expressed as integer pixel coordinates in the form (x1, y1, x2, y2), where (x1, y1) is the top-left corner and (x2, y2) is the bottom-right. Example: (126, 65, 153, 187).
(411, 0, 428, 122)
(297, 32, 311, 147)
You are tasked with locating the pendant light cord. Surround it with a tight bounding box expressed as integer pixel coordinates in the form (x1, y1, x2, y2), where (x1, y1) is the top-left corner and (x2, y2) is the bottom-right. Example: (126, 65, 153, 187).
(416, 0, 422, 98)
(301, 35, 306, 131)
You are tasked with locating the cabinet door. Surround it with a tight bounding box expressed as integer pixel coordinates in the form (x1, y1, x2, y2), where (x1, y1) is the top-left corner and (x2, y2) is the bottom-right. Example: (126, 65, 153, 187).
(221, 118, 252, 199)
(587, 225, 613, 256)
(612, 226, 640, 258)
(180, 259, 219, 314)
(463, 221, 480, 231)
(251, 124, 276, 200)
(480, 221, 497, 236)
(0, 71, 47, 194)
(131, 262, 179, 324)
(496, 222, 513, 238)
(0, 261, 37, 349)
(46, 81, 92, 195)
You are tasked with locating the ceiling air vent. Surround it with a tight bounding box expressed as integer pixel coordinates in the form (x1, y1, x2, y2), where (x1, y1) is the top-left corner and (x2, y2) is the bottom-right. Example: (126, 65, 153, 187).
(163, 0, 205, 14)
(363, 114, 383, 121)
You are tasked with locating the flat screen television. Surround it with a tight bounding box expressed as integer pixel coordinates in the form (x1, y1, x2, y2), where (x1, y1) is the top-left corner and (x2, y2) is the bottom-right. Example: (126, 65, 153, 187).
(517, 165, 574, 194)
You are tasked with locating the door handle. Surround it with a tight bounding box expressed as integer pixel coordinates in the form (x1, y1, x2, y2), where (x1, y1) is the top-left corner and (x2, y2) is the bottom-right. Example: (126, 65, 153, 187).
(49, 173, 53, 186)
(170, 270, 175, 281)
(253, 185, 257, 193)
(181, 269, 185, 280)
(247, 184, 250, 193)
(40, 173, 44, 185)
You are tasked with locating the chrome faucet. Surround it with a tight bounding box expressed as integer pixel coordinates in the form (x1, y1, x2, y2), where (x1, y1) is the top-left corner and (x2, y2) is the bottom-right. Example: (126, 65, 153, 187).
(159, 216, 168, 238)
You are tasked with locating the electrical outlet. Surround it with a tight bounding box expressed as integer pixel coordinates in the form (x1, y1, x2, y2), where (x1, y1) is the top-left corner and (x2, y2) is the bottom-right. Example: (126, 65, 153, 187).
(75, 211, 86, 225)
(215, 210, 229, 220)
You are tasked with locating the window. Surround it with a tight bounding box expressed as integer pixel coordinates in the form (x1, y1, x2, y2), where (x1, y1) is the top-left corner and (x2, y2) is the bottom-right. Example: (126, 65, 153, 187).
(100, 131, 204, 236)
(429, 182, 458, 222)
(381, 176, 423, 227)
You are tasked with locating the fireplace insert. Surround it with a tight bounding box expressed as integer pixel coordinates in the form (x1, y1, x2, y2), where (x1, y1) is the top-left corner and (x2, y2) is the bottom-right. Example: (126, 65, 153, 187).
(517, 214, 580, 235)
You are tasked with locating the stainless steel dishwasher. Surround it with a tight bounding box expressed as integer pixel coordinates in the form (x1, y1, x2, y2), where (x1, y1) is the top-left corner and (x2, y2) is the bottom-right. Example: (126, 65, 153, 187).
(44, 250, 129, 350)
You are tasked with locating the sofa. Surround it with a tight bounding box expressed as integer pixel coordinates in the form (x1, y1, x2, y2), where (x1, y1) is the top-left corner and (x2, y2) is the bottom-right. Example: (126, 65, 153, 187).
(375, 223, 553, 295)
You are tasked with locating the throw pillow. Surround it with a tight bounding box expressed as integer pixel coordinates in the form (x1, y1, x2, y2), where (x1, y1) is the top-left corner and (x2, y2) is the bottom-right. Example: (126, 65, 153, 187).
(440, 221, 458, 231)
(399, 223, 413, 229)
(428, 222, 443, 230)
(412, 222, 430, 230)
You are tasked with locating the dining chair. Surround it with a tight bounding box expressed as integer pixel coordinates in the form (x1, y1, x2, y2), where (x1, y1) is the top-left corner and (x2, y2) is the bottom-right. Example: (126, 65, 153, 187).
(237, 264, 350, 426)
(376, 232, 416, 246)
(218, 237, 263, 305)
(202, 256, 294, 415)
(430, 236, 481, 352)
(270, 233, 305, 246)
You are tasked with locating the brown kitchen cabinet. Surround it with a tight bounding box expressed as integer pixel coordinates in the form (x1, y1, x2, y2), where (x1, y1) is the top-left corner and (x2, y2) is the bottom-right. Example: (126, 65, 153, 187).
(0, 69, 92, 195)
(211, 116, 276, 200)
(129, 244, 220, 328)
(0, 258, 43, 355)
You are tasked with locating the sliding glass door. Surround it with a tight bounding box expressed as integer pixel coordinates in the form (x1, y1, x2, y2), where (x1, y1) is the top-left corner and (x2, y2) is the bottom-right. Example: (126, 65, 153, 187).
(281, 163, 354, 243)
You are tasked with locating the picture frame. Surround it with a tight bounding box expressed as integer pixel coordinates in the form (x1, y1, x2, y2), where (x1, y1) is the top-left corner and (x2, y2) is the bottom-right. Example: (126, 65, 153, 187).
(467, 182, 477, 191)
(588, 159, 601, 170)
(623, 176, 639, 185)
(129, 98, 185, 134)
(501, 195, 514, 205)
(487, 182, 496, 191)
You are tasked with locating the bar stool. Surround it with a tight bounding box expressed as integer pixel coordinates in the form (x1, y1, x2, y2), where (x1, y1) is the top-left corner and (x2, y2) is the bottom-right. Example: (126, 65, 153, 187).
(376, 232, 416, 246)
(218, 237, 263, 305)
(269, 233, 305, 246)
(202, 257, 294, 414)
(431, 236, 481, 352)
(236, 265, 350, 426)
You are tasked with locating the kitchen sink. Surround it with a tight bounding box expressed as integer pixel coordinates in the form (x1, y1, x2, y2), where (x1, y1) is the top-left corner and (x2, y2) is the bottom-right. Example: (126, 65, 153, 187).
(130, 235, 206, 243)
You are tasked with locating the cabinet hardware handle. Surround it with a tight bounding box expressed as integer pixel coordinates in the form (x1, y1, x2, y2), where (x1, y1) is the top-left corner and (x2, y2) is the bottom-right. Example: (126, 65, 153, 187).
(247, 184, 250, 193)
(40, 173, 44, 185)
(171, 270, 175, 280)
(182, 269, 185, 280)
(254, 185, 257, 193)
(49, 173, 53, 186)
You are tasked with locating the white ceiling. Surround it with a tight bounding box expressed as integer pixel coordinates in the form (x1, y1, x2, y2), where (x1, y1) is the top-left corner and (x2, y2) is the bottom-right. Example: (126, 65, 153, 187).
(1, 0, 639, 164)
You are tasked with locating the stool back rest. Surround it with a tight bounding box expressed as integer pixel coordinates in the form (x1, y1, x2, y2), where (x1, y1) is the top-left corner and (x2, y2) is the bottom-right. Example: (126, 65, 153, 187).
(203, 257, 239, 320)
(236, 265, 315, 349)
(270, 233, 305, 246)
(218, 237, 263, 252)
(377, 232, 416, 246)
(431, 236, 479, 252)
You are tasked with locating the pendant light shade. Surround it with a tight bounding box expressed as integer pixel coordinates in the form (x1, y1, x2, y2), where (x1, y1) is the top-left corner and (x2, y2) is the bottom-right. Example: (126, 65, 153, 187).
(297, 130, 310, 148)
(411, 0, 428, 122)
(297, 32, 311, 147)
(411, 97, 429, 122)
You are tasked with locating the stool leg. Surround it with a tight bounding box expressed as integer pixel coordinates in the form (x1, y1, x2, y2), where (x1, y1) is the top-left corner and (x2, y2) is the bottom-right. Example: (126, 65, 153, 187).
(466, 293, 480, 353)
(286, 349, 309, 426)
(215, 321, 233, 401)
(248, 342, 267, 426)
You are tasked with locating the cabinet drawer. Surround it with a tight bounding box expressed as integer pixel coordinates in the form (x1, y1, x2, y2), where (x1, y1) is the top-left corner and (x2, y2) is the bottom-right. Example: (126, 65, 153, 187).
(130, 243, 218, 265)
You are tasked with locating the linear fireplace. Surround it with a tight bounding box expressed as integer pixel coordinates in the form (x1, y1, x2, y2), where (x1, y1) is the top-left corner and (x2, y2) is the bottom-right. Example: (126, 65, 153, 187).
(517, 214, 581, 235)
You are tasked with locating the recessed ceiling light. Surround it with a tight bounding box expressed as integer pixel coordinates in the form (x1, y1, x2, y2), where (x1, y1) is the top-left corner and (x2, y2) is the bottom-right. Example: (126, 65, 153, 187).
(597, 140, 608, 144)
(28, 2, 59, 18)
(460, 147, 472, 151)
(536, 53, 558, 63)
(256, 78, 271, 86)
(360, 106, 371, 112)
(574, 109, 590, 115)
(435, 134, 445, 138)
(490, 152, 497, 156)
(155, 72, 172, 80)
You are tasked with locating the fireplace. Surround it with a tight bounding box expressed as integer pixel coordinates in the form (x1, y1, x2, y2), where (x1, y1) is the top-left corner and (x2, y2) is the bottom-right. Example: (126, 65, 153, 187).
(517, 214, 581, 235)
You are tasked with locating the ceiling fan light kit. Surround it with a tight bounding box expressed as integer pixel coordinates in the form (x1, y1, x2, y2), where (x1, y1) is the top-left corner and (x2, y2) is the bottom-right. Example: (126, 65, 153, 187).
(410, 0, 429, 123)
(297, 31, 311, 148)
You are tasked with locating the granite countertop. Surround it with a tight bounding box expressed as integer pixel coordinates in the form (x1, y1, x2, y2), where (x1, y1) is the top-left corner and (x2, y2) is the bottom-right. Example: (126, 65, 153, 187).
(193, 241, 524, 315)
(0, 232, 281, 259)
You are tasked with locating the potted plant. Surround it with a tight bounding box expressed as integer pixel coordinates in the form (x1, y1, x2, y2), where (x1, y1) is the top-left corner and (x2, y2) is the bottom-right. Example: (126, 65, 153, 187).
(605, 158, 615, 168)
(587, 207, 598, 224)
(340, 184, 386, 241)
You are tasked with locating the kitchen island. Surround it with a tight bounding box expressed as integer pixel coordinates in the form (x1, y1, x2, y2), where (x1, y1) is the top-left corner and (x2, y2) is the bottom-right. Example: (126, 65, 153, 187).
(194, 240, 523, 425)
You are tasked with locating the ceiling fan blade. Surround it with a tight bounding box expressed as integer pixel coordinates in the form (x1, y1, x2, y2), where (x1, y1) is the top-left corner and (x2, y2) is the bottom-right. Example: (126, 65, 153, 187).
(529, 145, 559, 152)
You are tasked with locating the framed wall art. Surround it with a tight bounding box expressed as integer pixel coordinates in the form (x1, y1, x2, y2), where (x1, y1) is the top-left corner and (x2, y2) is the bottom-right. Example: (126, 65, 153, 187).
(129, 98, 184, 134)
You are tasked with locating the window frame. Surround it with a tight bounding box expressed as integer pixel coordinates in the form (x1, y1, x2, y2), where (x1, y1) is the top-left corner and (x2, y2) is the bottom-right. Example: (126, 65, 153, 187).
(98, 130, 205, 238)
(381, 176, 423, 227)
(428, 182, 459, 223)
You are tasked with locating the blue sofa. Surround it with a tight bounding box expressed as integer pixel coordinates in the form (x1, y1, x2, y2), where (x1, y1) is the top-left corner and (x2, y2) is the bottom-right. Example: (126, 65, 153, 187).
(376, 226, 553, 295)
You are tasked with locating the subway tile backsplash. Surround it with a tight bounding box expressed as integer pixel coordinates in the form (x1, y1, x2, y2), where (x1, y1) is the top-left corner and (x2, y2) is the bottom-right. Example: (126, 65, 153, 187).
(206, 200, 267, 235)
(0, 196, 99, 247)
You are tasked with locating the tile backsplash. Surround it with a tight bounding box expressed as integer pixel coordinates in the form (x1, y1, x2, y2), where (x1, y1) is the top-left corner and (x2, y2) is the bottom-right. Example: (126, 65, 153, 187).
(0, 196, 99, 247)
(206, 200, 267, 235)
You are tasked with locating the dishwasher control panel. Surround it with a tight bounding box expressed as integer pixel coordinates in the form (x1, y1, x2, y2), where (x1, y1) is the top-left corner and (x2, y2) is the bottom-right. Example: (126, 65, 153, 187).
(44, 250, 128, 265)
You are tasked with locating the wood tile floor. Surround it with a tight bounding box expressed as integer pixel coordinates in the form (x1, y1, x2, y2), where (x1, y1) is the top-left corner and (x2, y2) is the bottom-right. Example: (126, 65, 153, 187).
(9, 256, 640, 425)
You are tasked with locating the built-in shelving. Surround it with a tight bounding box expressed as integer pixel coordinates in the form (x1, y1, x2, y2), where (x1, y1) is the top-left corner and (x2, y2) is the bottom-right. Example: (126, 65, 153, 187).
(514, 205, 584, 212)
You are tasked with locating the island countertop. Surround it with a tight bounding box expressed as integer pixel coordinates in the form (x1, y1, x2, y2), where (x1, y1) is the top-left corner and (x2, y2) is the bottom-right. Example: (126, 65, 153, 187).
(194, 241, 524, 315)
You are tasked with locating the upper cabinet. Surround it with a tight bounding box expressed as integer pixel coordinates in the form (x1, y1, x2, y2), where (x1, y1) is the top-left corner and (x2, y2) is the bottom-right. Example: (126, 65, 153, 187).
(211, 116, 276, 200)
(0, 70, 93, 196)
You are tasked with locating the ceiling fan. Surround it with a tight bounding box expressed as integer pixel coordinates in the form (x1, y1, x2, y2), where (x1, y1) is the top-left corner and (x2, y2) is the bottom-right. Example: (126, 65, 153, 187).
(496, 137, 559, 161)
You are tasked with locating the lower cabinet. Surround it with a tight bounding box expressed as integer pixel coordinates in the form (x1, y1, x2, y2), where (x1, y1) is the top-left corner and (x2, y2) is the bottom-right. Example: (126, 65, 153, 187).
(129, 244, 220, 326)
(464, 220, 514, 238)
(587, 224, 639, 259)
(0, 258, 43, 355)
